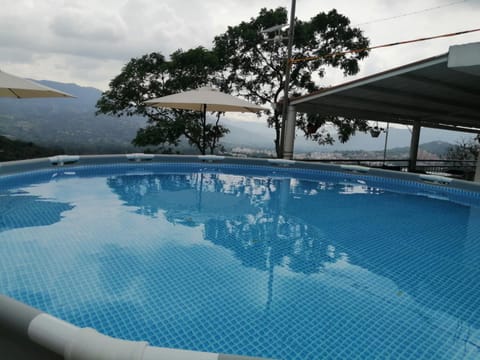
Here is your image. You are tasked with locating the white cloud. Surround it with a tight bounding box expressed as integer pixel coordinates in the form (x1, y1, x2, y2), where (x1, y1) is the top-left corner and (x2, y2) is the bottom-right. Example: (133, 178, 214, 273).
(0, 0, 479, 90)
(50, 9, 126, 43)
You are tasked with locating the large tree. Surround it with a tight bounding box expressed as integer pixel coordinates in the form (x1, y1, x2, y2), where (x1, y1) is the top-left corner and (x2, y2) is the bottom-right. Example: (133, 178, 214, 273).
(96, 47, 229, 154)
(213, 7, 371, 157)
(445, 135, 480, 162)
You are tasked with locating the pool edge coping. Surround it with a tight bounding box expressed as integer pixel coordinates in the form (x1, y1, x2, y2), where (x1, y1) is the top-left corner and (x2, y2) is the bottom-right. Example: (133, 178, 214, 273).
(2, 154, 480, 193)
(0, 295, 274, 360)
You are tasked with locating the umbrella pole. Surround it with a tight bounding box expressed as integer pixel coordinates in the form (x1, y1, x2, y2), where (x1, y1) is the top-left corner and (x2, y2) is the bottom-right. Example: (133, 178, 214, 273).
(202, 104, 207, 155)
(383, 122, 390, 167)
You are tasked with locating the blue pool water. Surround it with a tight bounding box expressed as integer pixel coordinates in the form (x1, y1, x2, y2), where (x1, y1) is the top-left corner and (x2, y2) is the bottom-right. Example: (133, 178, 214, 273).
(1, 163, 480, 359)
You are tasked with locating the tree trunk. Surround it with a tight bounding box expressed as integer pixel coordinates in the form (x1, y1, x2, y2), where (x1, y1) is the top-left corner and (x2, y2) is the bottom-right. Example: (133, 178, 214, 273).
(274, 114, 282, 158)
(201, 105, 207, 155)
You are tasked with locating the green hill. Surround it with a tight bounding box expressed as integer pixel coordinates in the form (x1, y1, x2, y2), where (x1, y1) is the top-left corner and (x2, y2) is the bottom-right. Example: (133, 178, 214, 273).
(382, 140, 453, 158)
(0, 80, 468, 158)
(0, 81, 147, 154)
(0, 135, 63, 162)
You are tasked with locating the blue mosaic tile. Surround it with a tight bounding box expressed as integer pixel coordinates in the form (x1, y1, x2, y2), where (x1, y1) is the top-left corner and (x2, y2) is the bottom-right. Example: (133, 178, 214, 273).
(1, 163, 480, 359)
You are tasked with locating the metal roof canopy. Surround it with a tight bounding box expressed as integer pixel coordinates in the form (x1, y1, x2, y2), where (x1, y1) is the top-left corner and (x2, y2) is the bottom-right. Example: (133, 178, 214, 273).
(290, 42, 480, 133)
(285, 42, 480, 179)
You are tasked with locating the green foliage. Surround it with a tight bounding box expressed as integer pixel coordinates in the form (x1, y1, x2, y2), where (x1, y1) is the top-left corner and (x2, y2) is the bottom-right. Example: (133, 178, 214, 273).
(296, 114, 370, 146)
(445, 136, 480, 162)
(96, 47, 228, 155)
(0, 88, 145, 155)
(97, 7, 370, 157)
(96, 52, 168, 118)
(213, 7, 371, 156)
(0, 135, 63, 161)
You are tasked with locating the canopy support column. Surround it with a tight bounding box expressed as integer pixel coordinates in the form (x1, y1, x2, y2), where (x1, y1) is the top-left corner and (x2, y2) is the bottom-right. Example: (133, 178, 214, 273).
(474, 156, 480, 183)
(283, 105, 297, 160)
(408, 120, 421, 172)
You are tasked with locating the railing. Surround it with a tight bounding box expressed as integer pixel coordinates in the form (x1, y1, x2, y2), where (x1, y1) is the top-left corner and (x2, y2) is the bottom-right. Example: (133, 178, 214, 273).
(416, 160, 476, 177)
(300, 158, 477, 180)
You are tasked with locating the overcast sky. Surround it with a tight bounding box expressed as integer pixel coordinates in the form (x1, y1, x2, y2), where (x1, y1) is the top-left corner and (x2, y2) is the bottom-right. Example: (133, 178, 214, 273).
(1, 0, 479, 91)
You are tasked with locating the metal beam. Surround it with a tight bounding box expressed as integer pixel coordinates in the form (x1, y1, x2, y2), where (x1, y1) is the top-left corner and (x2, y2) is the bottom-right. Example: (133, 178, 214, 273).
(298, 92, 480, 128)
(408, 121, 421, 172)
(296, 100, 480, 132)
(360, 84, 480, 115)
(296, 102, 415, 123)
(290, 55, 448, 106)
(417, 113, 480, 128)
(321, 94, 437, 119)
(418, 122, 480, 134)
(398, 73, 480, 100)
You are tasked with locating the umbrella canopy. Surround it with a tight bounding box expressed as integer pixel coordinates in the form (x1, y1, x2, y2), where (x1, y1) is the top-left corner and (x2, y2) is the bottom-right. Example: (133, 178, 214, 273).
(144, 86, 265, 113)
(144, 86, 266, 155)
(0, 70, 74, 98)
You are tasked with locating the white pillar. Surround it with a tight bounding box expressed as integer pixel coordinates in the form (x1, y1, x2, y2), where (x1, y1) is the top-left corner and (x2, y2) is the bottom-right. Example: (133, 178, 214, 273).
(474, 156, 480, 183)
(282, 105, 297, 160)
(408, 120, 421, 172)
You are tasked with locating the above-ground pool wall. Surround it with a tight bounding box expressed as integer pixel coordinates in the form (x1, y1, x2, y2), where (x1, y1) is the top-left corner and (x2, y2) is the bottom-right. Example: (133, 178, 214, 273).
(1, 154, 480, 197)
(2, 154, 480, 360)
(0, 294, 61, 359)
(1, 293, 274, 360)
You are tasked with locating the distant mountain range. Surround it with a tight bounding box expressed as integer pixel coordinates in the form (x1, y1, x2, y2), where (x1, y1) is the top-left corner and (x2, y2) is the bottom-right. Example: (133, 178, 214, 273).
(0, 81, 146, 154)
(221, 118, 472, 153)
(0, 135, 63, 162)
(0, 80, 473, 157)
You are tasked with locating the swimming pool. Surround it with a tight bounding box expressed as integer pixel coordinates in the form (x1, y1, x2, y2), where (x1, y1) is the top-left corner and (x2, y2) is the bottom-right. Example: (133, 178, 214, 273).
(1, 156, 480, 359)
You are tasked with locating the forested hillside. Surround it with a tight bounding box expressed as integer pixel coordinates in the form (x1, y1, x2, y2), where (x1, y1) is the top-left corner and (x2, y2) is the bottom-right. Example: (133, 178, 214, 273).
(0, 81, 146, 154)
(0, 135, 63, 161)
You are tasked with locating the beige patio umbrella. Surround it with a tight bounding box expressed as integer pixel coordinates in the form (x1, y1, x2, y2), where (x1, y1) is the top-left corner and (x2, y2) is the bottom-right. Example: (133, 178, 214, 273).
(144, 86, 266, 154)
(0, 69, 74, 98)
(144, 86, 265, 112)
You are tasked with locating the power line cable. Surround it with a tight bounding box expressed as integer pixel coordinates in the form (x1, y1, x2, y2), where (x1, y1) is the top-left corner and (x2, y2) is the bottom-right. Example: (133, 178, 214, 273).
(355, 0, 470, 26)
(290, 27, 480, 64)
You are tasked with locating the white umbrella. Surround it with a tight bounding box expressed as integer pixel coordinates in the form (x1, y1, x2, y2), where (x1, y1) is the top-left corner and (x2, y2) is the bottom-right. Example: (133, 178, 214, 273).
(144, 86, 266, 154)
(0, 70, 74, 98)
(144, 86, 266, 113)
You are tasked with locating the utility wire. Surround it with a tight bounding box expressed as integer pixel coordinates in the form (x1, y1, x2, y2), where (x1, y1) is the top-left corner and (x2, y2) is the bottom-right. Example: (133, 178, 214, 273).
(290, 27, 480, 64)
(355, 0, 470, 26)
